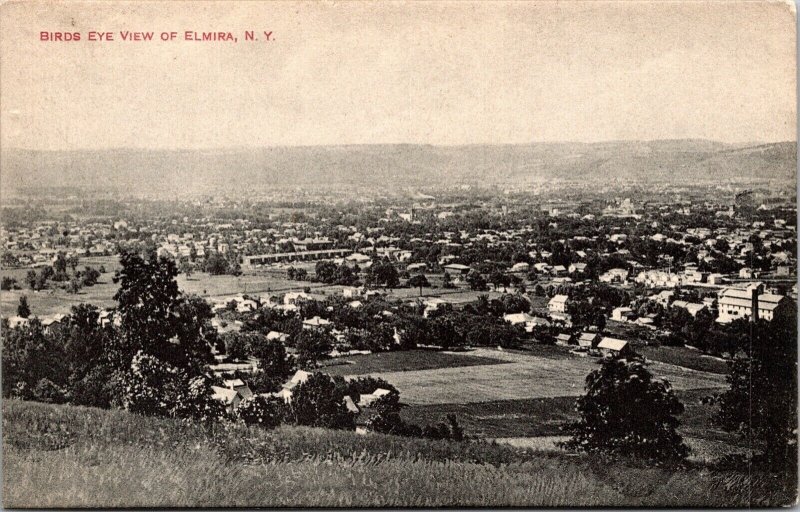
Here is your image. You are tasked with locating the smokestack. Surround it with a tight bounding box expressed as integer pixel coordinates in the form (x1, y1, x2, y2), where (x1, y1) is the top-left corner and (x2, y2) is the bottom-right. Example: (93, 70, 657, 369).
(751, 288, 759, 322)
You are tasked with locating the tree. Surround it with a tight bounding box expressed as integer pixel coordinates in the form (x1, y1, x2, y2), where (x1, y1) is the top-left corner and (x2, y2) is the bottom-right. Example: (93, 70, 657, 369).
(66, 254, 80, 272)
(204, 251, 232, 275)
(250, 338, 293, 392)
(289, 372, 355, 430)
(716, 312, 797, 473)
(295, 329, 334, 369)
(179, 259, 194, 279)
(82, 267, 101, 286)
(1, 277, 18, 290)
(221, 331, 255, 361)
(25, 270, 38, 290)
(53, 252, 68, 276)
(441, 272, 454, 289)
(466, 270, 488, 291)
(17, 296, 30, 318)
(562, 356, 688, 463)
(407, 274, 430, 296)
(368, 261, 399, 288)
(315, 260, 337, 284)
(112, 251, 213, 373)
(120, 351, 224, 422)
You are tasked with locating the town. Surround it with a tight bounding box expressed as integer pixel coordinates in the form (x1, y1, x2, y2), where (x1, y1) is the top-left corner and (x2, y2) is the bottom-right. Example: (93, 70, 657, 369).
(1, 181, 795, 423)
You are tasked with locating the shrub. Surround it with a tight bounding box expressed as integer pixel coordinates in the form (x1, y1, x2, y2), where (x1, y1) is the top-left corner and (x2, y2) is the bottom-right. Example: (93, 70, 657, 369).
(235, 395, 284, 428)
(32, 378, 69, 404)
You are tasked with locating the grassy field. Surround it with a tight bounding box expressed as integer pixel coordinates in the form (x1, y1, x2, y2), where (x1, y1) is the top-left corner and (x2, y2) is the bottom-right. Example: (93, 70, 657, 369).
(321, 350, 508, 376)
(3, 400, 794, 507)
(639, 345, 730, 374)
(400, 388, 737, 442)
(345, 348, 727, 406)
(2, 257, 504, 317)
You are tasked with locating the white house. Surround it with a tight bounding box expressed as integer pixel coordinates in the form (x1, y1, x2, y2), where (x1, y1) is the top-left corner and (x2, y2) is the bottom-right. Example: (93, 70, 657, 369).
(548, 295, 569, 314)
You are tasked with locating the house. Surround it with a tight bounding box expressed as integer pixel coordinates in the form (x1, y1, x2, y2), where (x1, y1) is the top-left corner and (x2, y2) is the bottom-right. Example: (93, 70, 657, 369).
(510, 262, 530, 273)
(671, 300, 707, 317)
(211, 386, 241, 412)
(277, 370, 312, 403)
(577, 332, 601, 350)
(443, 263, 471, 277)
(303, 316, 332, 329)
(503, 312, 548, 332)
(739, 267, 756, 279)
(568, 263, 587, 274)
(547, 295, 569, 320)
(596, 337, 630, 357)
(40, 313, 68, 331)
(406, 262, 427, 273)
(611, 307, 635, 322)
(599, 268, 629, 284)
(548, 295, 569, 314)
(342, 286, 365, 298)
(345, 253, 372, 268)
(707, 273, 726, 285)
(266, 331, 288, 342)
(649, 290, 674, 307)
(212, 380, 254, 413)
(223, 379, 254, 400)
(717, 283, 788, 323)
(236, 298, 258, 313)
(555, 333, 573, 346)
(284, 291, 311, 305)
(551, 265, 567, 276)
(6, 316, 30, 329)
(357, 388, 393, 407)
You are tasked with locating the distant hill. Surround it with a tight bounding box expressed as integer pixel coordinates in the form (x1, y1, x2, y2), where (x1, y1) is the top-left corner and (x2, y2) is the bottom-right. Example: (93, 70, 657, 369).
(1, 140, 795, 197)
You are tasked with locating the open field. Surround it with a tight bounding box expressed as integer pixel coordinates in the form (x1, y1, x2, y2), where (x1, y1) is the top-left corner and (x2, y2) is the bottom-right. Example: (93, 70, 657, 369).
(639, 345, 730, 375)
(2, 258, 504, 317)
(347, 348, 727, 406)
(400, 388, 737, 442)
(321, 350, 507, 376)
(3, 400, 794, 507)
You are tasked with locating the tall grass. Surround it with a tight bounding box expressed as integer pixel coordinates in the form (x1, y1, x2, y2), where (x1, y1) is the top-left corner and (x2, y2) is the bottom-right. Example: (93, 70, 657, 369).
(3, 400, 795, 507)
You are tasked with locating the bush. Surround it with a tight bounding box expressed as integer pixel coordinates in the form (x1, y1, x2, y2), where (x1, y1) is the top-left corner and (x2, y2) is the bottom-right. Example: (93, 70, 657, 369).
(235, 395, 284, 428)
(32, 378, 69, 404)
(70, 364, 117, 408)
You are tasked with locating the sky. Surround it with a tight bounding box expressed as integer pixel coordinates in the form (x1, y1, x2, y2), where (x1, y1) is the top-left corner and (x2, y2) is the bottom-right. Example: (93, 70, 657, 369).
(0, 0, 796, 150)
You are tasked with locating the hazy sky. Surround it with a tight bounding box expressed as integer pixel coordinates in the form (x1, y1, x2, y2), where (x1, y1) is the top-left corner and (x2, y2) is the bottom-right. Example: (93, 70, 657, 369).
(1, 1, 796, 150)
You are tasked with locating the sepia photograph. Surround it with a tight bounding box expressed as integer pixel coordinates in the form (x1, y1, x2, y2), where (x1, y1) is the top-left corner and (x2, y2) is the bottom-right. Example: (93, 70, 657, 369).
(0, 0, 797, 507)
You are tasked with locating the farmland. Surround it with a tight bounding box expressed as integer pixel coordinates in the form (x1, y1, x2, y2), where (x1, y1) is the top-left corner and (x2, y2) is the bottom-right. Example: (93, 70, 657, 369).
(4, 400, 794, 508)
(321, 350, 507, 376)
(338, 347, 727, 406)
(322, 346, 732, 449)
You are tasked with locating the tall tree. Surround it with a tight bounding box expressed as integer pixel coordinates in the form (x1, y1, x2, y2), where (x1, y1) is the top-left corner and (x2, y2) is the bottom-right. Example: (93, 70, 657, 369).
(717, 310, 798, 473)
(112, 251, 212, 373)
(407, 274, 430, 296)
(17, 296, 30, 318)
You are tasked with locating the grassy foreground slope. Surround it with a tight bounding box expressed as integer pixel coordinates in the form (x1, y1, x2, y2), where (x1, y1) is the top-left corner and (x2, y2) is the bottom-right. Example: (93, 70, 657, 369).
(2, 400, 792, 507)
